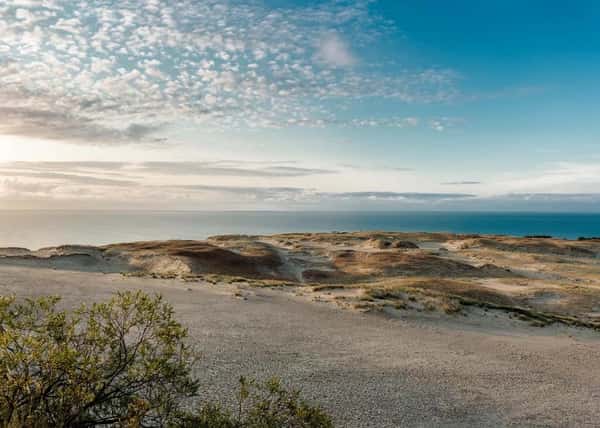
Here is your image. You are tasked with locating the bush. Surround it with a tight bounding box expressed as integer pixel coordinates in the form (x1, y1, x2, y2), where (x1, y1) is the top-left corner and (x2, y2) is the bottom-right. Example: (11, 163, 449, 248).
(184, 377, 333, 428)
(0, 291, 332, 427)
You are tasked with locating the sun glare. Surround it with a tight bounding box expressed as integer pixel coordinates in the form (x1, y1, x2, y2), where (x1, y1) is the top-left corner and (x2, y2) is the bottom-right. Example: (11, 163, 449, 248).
(0, 136, 46, 161)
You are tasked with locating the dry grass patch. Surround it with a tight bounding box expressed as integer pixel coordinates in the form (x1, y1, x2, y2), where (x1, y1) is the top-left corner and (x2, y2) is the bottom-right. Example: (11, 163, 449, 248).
(332, 251, 514, 280)
(362, 278, 600, 329)
(465, 237, 599, 258)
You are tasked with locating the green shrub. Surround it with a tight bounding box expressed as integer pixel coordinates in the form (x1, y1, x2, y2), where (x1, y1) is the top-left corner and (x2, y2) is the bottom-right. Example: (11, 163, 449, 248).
(0, 291, 332, 428)
(183, 377, 333, 428)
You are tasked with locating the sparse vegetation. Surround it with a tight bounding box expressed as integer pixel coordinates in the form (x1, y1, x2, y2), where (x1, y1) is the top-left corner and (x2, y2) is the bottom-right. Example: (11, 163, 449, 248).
(4, 231, 600, 331)
(362, 279, 600, 329)
(0, 291, 332, 427)
(181, 377, 333, 428)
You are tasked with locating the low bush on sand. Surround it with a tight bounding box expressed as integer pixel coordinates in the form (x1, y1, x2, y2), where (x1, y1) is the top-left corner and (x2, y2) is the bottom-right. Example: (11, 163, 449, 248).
(0, 291, 332, 427)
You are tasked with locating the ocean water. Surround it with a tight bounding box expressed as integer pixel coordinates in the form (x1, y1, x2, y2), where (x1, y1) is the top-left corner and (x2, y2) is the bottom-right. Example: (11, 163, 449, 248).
(0, 210, 599, 249)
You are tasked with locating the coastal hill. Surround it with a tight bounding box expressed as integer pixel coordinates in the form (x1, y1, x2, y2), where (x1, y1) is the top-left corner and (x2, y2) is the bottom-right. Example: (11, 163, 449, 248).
(2, 232, 600, 330)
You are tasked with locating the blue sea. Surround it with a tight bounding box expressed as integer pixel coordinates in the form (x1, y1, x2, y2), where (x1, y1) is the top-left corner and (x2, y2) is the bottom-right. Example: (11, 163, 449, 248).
(1, 210, 599, 249)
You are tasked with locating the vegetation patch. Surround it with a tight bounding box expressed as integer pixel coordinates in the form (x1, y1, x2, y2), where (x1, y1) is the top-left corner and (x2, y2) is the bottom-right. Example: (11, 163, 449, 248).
(0, 291, 332, 427)
(363, 279, 600, 329)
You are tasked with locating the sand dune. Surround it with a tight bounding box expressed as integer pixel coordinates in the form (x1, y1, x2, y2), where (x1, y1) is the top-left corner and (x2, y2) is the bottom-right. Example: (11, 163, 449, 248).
(2, 232, 600, 329)
(459, 236, 599, 257)
(2, 231, 600, 426)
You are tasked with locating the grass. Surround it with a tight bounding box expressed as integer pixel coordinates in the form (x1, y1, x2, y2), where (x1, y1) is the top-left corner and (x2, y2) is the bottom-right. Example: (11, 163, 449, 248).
(122, 271, 181, 280)
(365, 286, 451, 313)
(120, 267, 600, 330)
(122, 271, 300, 288)
(362, 278, 600, 329)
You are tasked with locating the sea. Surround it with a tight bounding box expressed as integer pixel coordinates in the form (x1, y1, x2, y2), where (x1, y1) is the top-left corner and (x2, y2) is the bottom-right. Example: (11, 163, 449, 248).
(1, 210, 599, 250)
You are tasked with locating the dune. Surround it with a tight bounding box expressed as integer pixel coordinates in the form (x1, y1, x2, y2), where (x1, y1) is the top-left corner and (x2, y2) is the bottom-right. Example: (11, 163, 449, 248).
(2, 231, 600, 328)
(361, 237, 419, 250)
(462, 236, 599, 258)
(2, 231, 600, 426)
(331, 249, 513, 279)
(0, 239, 290, 279)
(107, 240, 289, 279)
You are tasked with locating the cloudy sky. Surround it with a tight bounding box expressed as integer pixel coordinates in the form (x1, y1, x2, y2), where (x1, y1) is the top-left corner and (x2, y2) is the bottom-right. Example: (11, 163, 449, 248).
(1, 0, 600, 210)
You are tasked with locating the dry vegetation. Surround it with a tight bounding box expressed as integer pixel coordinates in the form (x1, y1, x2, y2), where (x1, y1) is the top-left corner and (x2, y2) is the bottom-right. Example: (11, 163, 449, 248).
(2, 231, 600, 330)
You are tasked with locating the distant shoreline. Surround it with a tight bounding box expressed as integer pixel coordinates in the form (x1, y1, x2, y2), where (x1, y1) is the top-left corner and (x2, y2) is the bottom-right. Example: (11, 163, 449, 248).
(2, 230, 600, 253)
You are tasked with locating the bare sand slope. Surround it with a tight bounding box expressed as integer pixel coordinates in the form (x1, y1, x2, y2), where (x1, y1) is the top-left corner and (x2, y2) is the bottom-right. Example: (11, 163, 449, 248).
(3, 233, 600, 328)
(1, 265, 599, 427)
(0, 240, 292, 280)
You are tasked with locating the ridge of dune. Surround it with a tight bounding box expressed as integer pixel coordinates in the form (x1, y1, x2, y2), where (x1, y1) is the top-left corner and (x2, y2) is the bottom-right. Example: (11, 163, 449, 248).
(2, 232, 600, 329)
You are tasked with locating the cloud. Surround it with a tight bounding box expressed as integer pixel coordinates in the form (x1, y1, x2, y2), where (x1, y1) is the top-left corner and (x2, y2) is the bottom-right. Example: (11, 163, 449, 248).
(441, 181, 482, 185)
(319, 191, 475, 201)
(315, 33, 356, 67)
(2, 161, 129, 172)
(136, 162, 337, 177)
(0, 161, 337, 204)
(492, 162, 600, 194)
(429, 117, 464, 132)
(1, 178, 57, 195)
(4, 160, 600, 211)
(0, 0, 459, 143)
(0, 170, 138, 187)
(0, 161, 336, 179)
(347, 117, 419, 128)
(168, 184, 308, 201)
(267, 116, 422, 129)
(339, 163, 414, 172)
(0, 107, 167, 145)
(492, 193, 600, 202)
(0, 161, 480, 207)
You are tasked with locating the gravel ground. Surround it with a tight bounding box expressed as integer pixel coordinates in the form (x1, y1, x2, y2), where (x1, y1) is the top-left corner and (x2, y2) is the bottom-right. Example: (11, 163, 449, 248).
(1, 265, 600, 427)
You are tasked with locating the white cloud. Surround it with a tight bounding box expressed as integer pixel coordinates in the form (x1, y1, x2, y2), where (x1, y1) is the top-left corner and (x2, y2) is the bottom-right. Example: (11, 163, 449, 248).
(429, 117, 464, 132)
(316, 33, 356, 67)
(0, 0, 459, 144)
(430, 120, 445, 132)
(494, 162, 600, 194)
(4, 161, 600, 211)
(15, 8, 32, 21)
(1, 178, 57, 196)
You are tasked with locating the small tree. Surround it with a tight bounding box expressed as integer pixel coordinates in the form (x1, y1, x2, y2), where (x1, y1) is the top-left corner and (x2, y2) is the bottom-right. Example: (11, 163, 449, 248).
(0, 291, 197, 427)
(0, 291, 333, 428)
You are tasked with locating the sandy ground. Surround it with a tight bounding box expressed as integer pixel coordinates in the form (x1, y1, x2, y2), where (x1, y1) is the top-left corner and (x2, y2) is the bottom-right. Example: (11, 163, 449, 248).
(1, 265, 600, 427)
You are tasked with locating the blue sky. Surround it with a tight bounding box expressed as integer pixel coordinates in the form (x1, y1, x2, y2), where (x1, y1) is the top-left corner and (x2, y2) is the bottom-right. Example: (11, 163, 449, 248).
(1, 0, 599, 210)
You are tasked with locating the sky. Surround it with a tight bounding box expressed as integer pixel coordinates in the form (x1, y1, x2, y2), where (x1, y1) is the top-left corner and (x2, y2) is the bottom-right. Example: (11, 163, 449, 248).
(1, 0, 600, 211)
